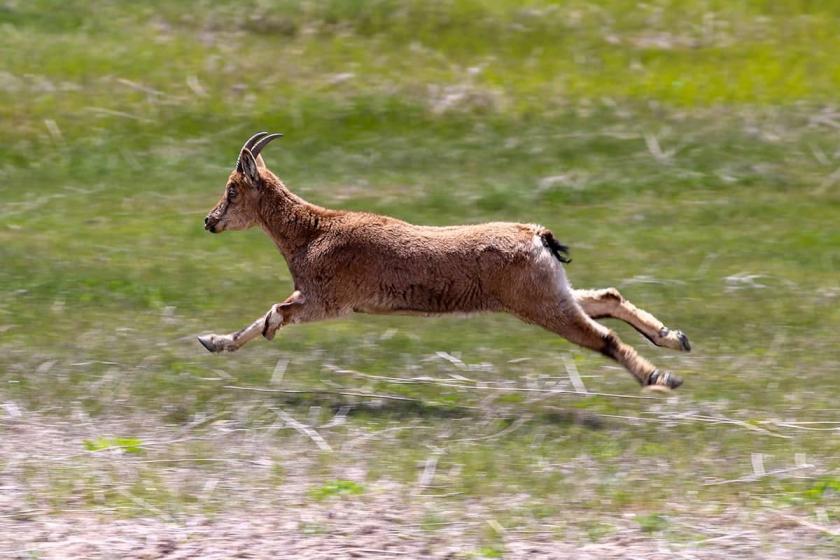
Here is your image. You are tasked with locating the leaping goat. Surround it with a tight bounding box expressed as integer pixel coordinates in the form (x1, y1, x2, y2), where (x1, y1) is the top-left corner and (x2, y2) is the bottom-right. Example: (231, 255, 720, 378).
(199, 132, 690, 390)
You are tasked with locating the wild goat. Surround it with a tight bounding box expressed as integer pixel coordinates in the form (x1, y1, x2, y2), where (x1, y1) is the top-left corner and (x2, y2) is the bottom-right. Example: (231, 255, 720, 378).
(198, 132, 691, 390)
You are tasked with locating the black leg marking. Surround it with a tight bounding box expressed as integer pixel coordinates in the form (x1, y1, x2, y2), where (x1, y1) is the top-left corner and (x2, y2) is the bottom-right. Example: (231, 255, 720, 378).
(599, 332, 620, 359)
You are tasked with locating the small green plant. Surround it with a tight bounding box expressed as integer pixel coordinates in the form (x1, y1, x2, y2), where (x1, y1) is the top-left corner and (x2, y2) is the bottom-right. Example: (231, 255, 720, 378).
(584, 521, 615, 542)
(83, 437, 143, 454)
(476, 519, 506, 558)
(803, 478, 840, 502)
(478, 545, 504, 558)
(309, 479, 364, 500)
(270, 461, 286, 487)
(636, 513, 669, 533)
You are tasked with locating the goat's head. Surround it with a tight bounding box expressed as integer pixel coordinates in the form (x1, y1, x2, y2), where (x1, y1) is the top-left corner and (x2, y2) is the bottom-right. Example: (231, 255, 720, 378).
(204, 132, 282, 233)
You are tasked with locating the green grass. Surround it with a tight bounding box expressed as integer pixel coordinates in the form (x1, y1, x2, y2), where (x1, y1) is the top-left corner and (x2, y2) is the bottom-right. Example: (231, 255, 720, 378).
(83, 437, 145, 454)
(309, 479, 365, 500)
(1, 0, 839, 548)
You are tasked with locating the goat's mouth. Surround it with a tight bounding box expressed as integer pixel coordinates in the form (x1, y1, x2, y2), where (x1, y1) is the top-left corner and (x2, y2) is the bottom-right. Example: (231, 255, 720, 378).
(204, 216, 222, 233)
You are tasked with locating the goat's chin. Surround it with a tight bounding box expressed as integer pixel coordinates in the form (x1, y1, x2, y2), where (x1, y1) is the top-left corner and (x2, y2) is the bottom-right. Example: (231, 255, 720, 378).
(222, 222, 257, 232)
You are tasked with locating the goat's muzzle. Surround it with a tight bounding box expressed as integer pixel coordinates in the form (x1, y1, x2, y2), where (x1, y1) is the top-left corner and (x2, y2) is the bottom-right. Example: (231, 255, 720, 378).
(204, 215, 218, 233)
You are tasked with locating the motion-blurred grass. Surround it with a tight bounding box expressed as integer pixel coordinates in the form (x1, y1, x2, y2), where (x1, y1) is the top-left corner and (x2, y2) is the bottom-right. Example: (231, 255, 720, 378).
(1, 0, 839, 546)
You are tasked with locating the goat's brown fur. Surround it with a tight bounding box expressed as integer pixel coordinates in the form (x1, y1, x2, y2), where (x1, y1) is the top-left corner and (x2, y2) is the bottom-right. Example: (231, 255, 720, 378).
(199, 133, 690, 390)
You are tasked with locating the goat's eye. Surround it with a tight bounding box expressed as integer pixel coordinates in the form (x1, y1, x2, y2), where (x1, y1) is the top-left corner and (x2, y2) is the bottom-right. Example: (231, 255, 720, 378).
(228, 187, 237, 200)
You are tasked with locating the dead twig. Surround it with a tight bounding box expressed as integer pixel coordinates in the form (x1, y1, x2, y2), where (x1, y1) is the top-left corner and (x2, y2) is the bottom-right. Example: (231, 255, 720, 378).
(771, 510, 839, 537)
(562, 355, 587, 393)
(643, 132, 674, 163)
(761, 420, 840, 432)
(646, 412, 791, 439)
(417, 447, 443, 489)
(449, 415, 531, 443)
(684, 530, 755, 546)
(272, 408, 332, 452)
(703, 464, 814, 486)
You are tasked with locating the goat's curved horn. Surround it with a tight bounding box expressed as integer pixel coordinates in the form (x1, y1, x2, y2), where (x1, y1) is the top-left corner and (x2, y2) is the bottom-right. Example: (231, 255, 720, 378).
(251, 133, 283, 158)
(242, 131, 268, 152)
(235, 132, 268, 170)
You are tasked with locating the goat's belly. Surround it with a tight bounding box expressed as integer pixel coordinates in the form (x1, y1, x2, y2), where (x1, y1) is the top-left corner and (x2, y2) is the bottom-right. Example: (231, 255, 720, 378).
(353, 281, 492, 316)
(353, 306, 481, 317)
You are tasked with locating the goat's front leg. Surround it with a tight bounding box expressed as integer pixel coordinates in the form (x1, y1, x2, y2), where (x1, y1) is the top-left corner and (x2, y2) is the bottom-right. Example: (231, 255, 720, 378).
(197, 291, 306, 353)
(261, 291, 308, 340)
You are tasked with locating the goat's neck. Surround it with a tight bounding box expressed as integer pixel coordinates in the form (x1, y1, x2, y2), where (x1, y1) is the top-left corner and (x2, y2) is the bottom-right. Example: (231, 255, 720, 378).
(257, 183, 326, 258)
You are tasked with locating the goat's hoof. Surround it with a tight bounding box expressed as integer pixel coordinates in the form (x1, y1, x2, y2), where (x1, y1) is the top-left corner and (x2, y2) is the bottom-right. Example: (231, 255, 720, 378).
(647, 369, 683, 390)
(198, 335, 224, 353)
(658, 328, 691, 353)
(676, 330, 691, 352)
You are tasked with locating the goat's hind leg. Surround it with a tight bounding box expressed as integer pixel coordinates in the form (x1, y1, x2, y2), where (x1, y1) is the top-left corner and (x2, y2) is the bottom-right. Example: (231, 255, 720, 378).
(574, 288, 691, 352)
(197, 291, 307, 353)
(562, 311, 683, 389)
(511, 295, 683, 390)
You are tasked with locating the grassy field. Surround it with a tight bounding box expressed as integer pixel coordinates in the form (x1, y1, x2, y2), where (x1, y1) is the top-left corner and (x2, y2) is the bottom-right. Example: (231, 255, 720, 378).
(1, 1, 839, 557)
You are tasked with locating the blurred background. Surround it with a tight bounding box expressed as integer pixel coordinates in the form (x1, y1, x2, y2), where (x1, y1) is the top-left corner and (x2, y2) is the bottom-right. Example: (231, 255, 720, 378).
(1, 1, 839, 557)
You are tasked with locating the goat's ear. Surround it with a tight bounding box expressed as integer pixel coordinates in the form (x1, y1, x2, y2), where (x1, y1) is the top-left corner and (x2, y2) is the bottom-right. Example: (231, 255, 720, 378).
(255, 153, 267, 169)
(237, 148, 260, 186)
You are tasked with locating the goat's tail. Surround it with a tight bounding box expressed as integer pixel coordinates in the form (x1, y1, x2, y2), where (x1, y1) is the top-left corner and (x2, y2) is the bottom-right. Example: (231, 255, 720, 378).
(539, 229, 572, 264)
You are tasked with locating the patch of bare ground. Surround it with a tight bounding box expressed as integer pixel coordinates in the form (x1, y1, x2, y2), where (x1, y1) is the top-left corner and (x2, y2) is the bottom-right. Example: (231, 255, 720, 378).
(1, 501, 835, 559)
(1, 416, 837, 559)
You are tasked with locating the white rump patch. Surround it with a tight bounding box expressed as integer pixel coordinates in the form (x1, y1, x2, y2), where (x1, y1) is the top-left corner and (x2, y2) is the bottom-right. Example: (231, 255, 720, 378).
(532, 233, 610, 337)
(531, 233, 573, 300)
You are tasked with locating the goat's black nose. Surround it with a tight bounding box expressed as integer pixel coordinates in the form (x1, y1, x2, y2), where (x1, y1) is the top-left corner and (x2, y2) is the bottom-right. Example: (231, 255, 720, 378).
(204, 216, 210, 226)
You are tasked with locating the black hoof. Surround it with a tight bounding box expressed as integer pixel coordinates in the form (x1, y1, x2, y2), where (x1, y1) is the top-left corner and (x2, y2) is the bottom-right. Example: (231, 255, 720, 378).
(668, 373, 684, 389)
(648, 369, 683, 390)
(197, 335, 218, 353)
(676, 331, 691, 352)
